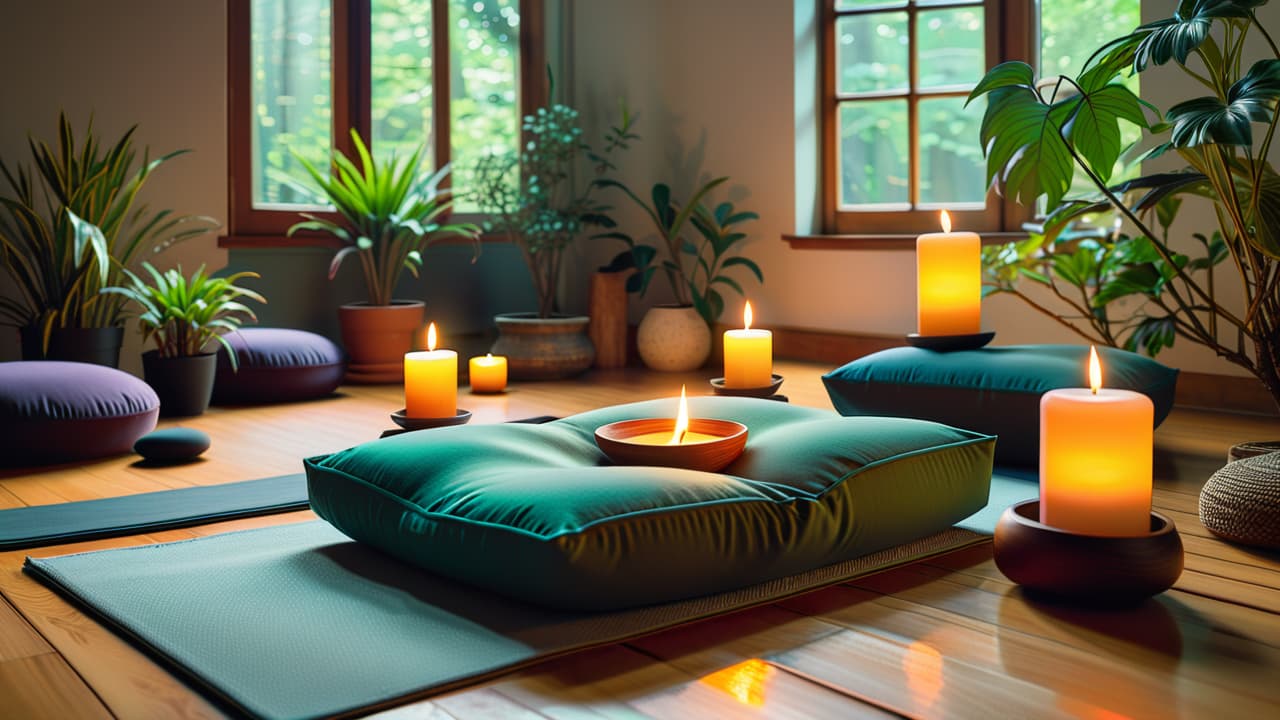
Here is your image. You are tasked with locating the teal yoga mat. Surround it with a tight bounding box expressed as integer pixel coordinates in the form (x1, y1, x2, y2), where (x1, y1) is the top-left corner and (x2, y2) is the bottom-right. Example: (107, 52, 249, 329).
(26, 472, 1036, 720)
(0, 474, 308, 551)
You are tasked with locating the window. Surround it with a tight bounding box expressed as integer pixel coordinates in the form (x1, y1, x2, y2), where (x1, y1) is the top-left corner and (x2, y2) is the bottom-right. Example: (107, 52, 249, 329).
(226, 0, 543, 241)
(819, 0, 1139, 237)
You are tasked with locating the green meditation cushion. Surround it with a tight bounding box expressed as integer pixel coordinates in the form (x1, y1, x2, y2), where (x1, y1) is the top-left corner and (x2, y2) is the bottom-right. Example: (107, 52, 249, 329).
(823, 344, 1178, 468)
(133, 427, 211, 463)
(305, 396, 995, 611)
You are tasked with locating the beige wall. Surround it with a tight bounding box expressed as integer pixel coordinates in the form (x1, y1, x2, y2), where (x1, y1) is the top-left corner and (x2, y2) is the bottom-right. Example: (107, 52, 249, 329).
(568, 0, 1259, 377)
(0, 0, 228, 368)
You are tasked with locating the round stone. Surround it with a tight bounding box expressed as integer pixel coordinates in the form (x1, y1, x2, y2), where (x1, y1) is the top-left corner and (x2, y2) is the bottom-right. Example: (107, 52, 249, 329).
(133, 428, 211, 463)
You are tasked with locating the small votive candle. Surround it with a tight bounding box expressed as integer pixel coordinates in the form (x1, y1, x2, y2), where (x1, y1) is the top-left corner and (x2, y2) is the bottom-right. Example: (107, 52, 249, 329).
(469, 353, 507, 393)
(404, 323, 457, 418)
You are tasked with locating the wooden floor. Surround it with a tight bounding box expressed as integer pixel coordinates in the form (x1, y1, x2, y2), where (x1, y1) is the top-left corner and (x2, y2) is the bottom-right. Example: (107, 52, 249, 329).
(1, 359, 1278, 719)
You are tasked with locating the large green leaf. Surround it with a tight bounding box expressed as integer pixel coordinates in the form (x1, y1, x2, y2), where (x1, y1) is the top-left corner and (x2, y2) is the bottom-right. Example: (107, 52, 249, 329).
(1167, 59, 1280, 146)
(980, 87, 1075, 209)
(1061, 84, 1148, 182)
(1132, 0, 1254, 71)
(967, 61, 1036, 105)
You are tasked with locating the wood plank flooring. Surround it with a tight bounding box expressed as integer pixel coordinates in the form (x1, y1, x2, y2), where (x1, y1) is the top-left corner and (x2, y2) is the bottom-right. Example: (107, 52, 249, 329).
(1, 359, 1277, 719)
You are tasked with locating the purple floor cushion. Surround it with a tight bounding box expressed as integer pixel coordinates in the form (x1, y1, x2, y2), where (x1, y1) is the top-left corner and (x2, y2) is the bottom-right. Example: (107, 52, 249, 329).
(0, 361, 160, 466)
(213, 328, 345, 405)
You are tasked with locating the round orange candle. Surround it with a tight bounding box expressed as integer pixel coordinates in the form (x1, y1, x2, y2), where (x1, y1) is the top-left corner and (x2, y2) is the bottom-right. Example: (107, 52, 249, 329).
(723, 301, 772, 388)
(469, 353, 507, 393)
(1039, 347, 1154, 536)
(404, 323, 457, 418)
(916, 210, 981, 336)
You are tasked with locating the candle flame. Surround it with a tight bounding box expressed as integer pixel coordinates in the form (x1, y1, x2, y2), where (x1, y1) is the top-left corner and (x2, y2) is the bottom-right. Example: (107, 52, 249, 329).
(1089, 345, 1102, 394)
(743, 301, 754, 331)
(940, 209, 952, 233)
(427, 322, 438, 352)
(669, 384, 689, 445)
(485, 352, 493, 361)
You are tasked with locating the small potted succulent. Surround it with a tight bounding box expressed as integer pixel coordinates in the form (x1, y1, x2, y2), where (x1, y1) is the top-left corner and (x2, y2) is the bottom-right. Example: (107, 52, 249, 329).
(604, 177, 763, 371)
(104, 263, 265, 416)
(290, 129, 479, 382)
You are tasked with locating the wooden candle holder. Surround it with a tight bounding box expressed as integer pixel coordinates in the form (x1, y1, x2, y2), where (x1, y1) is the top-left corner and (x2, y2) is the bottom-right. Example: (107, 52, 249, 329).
(594, 418, 748, 472)
(905, 331, 995, 352)
(390, 408, 472, 431)
(993, 500, 1184, 604)
(709, 374, 784, 398)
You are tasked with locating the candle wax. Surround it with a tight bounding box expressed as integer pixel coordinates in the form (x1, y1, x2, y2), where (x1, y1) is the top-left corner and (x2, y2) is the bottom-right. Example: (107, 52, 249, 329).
(628, 431, 724, 446)
(405, 350, 457, 418)
(916, 230, 981, 336)
(723, 329, 773, 388)
(469, 354, 507, 393)
(1040, 387, 1154, 536)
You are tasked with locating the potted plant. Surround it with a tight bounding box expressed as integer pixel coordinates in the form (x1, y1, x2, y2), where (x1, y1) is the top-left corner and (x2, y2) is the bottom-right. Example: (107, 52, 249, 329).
(604, 178, 763, 371)
(471, 100, 637, 379)
(103, 263, 265, 416)
(290, 129, 479, 383)
(971, 0, 1280, 413)
(0, 113, 218, 366)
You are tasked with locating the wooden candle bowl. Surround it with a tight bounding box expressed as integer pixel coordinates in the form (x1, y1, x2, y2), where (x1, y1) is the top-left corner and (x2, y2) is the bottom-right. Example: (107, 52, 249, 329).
(993, 500, 1184, 604)
(905, 331, 995, 352)
(594, 418, 748, 473)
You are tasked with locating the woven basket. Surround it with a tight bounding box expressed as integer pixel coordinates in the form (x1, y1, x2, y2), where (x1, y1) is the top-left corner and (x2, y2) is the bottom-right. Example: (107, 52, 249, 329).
(1200, 451, 1280, 549)
(1228, 441, 1280, 463)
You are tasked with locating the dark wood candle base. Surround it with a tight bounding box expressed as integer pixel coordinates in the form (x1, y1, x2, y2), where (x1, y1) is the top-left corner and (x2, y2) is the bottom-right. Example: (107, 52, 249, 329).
(904, 331, 995, 352)
(709, 374, 784, 398)
(993, 500, 1183, 604)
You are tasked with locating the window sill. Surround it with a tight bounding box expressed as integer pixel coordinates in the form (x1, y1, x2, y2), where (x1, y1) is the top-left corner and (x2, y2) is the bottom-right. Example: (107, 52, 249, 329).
(218, 232, 511, 250)
(783, 232, 1028, 251)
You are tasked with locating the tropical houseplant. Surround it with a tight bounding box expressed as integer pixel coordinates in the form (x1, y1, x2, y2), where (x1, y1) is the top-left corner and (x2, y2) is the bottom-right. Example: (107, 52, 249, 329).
(290, 129, 479, 382)
(970, 0, 1280, 412)
(104, 263, 264, 416)
(603, 178, 763, 371)
(0, 113, 218, 366)
(471, 99, 637, 379)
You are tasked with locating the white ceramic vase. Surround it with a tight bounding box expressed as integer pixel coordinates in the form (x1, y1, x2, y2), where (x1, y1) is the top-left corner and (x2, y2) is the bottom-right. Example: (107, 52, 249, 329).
(636, 304, 711, 372)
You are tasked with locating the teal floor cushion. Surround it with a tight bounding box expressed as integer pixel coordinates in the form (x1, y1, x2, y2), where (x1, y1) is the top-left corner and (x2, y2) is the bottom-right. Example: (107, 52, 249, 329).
(305, 396, 995, 611)
(823, 344, 1178, 467)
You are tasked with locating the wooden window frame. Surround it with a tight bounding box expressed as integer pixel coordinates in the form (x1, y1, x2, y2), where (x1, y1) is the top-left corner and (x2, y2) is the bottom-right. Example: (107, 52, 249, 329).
(223, 0, 545, 247)
(818, 0, 1035, 238)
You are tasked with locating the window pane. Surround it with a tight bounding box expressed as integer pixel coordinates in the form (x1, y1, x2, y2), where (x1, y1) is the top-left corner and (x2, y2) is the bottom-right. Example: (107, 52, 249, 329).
(836, 0, 904, 8)
(251, 0, 331, 207)
(371, 0, 434, 169)
(917, 7, 984, 90)
(919, 96, 986, 206)
(450, 0, 520, 213)
(838, 100, 909, 206)
(836, 13, 909, 94)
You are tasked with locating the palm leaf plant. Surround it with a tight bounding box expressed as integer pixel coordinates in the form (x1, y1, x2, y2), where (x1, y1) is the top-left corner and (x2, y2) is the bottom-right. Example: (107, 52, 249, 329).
(970, 0, 1280, 410)
(604, 178, 763, 326)
(0, 113, 219, 352)
(102, 263, 265, 369)
(288, 129, 480, 307)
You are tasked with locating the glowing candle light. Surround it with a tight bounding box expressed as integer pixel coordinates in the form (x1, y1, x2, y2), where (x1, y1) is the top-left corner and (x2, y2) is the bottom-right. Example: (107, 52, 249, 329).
(916, 210, 981, 336)
(404, 323, 457, 418)
(723, 301, 773, 388)
(629, 386, 722, 445)
(468, 353, 507, 393)
(1039, 346, 1154, 536)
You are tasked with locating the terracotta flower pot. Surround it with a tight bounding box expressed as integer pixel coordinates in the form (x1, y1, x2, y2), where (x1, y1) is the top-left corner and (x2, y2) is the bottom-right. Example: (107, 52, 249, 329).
(490, 313, 594, 380)
(338, 300, 425, 384)
(636, 304, 711, 372)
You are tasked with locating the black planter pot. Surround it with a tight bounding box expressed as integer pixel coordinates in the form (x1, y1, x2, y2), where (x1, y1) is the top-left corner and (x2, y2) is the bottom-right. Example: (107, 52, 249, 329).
(20, 326, 124, 367)
(142, 350, 218, 417)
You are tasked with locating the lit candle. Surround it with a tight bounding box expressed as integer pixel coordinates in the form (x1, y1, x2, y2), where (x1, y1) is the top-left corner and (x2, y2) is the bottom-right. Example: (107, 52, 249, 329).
(916, 210, 981, 336)
(629, 386, 722, 445)
(468, 353, 507, 393)
(404, 323, 457, 418)
(1039, 347, 1154, 536)
(723, 301, 772, 388)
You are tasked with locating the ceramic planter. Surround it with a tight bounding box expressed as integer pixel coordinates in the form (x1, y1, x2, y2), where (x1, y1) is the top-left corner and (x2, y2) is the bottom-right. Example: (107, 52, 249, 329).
(636, 304, 711, 372)
(491, 313, 594, 380)
(337, 300, 425, 384)
(142, 350, 218, 417)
